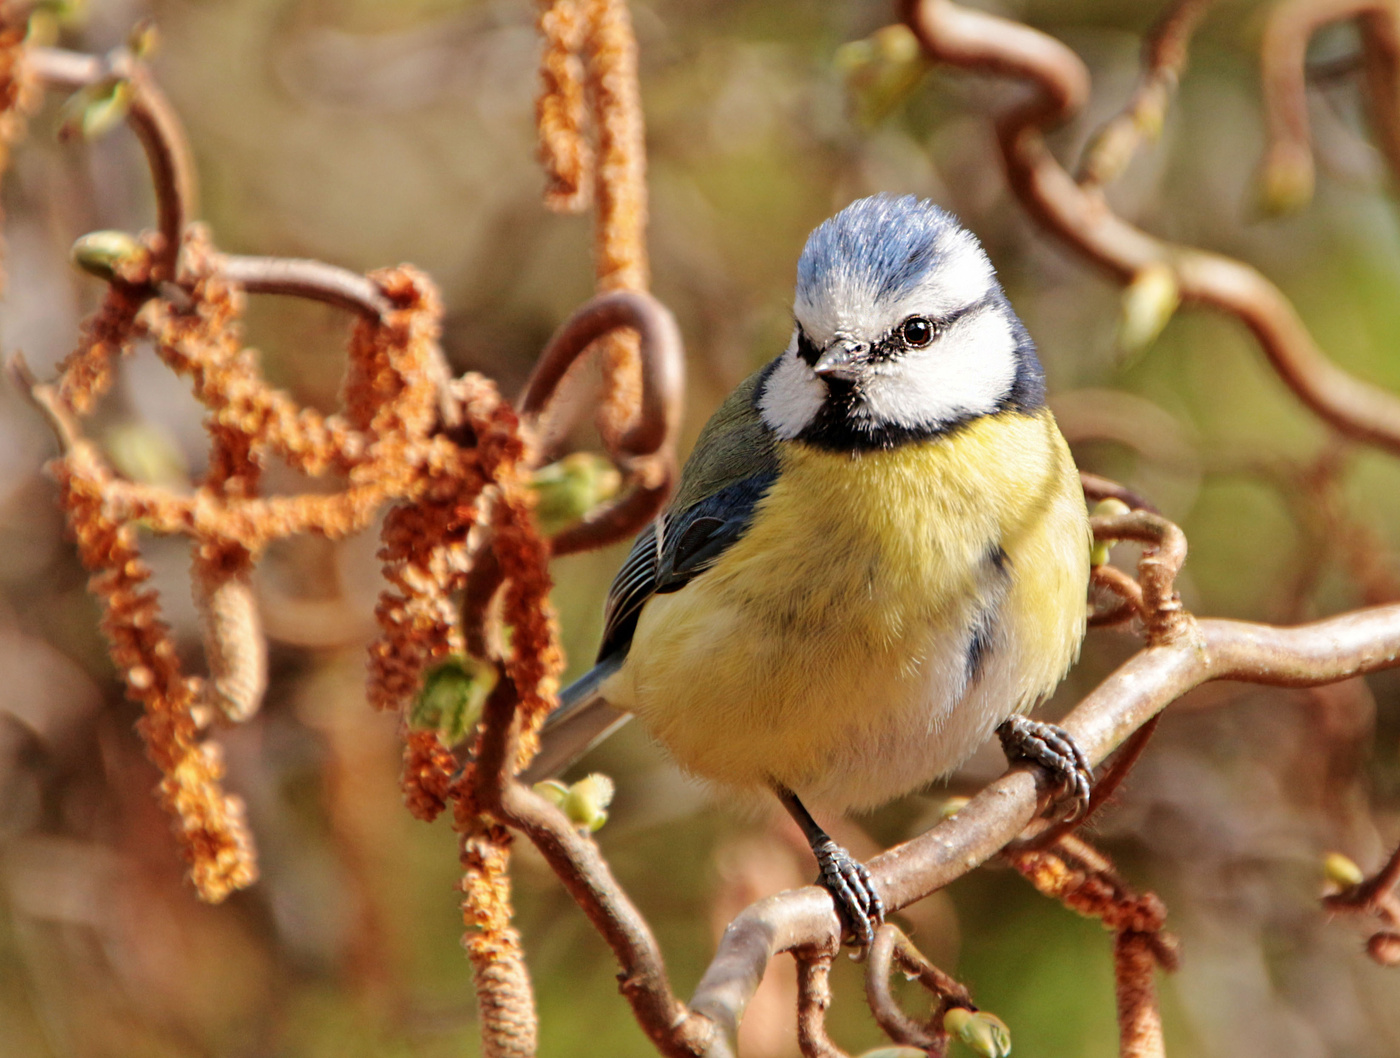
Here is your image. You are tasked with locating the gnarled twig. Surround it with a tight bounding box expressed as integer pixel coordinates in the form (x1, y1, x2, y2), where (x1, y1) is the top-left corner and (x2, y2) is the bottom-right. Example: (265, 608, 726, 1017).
(901, 0, 1400, 456)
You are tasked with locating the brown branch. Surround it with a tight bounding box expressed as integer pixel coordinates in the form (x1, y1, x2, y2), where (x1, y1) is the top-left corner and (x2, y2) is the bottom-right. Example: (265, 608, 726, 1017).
(222, 254, 392, 318)
(794, 952, 848, 1058)
(468, 679, 715, 1058)
(901, 0, 1400, 456)
(1078, 0, 1217, 188)
(30, 45, 195, 281)
(689, 604, 1400, 1045)
(1324, 837, 1400, 931)
(865, 924, 971, 1054)
(1259, 0, 1400, 210)
(1090, 509, 1190, 644)
(1090, 562, 1147, 627)
(520, 289, 683, 459)
(519, 289, 684, 553)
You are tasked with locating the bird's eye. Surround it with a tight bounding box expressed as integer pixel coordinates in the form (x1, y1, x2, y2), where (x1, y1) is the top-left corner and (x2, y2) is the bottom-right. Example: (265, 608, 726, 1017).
(899, 316, 935, 348)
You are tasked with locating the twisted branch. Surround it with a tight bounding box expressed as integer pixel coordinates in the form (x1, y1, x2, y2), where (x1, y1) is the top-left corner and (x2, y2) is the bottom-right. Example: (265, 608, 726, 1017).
(519, 289, 685, 554)
(901, 0, 1400, 456)
(30, 45, 194, 280)
(687, 603, 1400, 1049)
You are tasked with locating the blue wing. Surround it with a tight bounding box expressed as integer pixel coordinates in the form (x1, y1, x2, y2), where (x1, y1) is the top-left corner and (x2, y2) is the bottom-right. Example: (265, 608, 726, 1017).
(595, 470, 777, 663)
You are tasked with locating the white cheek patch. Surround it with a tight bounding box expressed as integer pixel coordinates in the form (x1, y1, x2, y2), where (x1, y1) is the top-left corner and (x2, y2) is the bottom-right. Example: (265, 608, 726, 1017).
(758, 336, 826, 439)
(857, 308, 1017, 430)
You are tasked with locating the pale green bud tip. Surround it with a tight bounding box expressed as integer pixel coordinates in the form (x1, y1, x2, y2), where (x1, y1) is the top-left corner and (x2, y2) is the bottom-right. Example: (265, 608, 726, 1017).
(944, 1008, 1012, 1058)
(103, 423, 188, 487)
(410, 655, 497, 746)
(836, 23, 929, 127)
(1091, 498, 1132, 519)
(530, 452, 623, 534)
(1090, 499, 1131, 566)
(127, 18, 159, 58)
(71, 230, 145, 280)
(59, 78, 135, 142)
(563, 773, 616, 832)
(938, 796, 970, 820)
(1117, 263, 1179, 355)
(1322, 851, 1365, 889)
(1257, 147, 1314, 217)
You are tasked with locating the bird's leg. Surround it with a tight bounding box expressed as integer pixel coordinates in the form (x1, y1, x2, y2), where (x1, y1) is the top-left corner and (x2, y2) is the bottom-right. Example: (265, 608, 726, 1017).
(772, 784, 884, 946)
(997, 715, 1093, 819)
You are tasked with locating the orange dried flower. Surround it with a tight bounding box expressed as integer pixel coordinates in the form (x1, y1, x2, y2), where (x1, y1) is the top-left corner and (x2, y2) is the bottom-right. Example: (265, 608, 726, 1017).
(52, 449, 257, 902)
(537, 0, 593, 212)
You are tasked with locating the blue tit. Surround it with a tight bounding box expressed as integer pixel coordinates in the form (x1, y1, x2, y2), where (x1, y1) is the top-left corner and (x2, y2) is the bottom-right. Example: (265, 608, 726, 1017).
(528, 194, 1092, 943)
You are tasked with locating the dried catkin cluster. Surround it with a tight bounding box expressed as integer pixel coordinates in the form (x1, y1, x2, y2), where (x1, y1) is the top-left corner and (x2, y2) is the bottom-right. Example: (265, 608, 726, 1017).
(536, 0, 649, 448)
(39, 225, 468, 902)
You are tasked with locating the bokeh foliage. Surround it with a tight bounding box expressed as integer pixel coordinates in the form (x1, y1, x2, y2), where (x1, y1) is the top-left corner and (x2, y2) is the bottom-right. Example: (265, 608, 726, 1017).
(1, 0, 1399, 1055)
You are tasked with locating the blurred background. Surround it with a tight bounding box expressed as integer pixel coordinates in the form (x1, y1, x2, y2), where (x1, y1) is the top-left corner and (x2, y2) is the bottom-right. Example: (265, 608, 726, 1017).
(2, 0, 1399, 1054)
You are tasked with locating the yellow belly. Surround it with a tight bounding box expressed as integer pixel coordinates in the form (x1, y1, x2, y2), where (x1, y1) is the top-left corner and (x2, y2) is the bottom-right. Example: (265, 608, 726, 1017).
(604, 408, 1090, 811)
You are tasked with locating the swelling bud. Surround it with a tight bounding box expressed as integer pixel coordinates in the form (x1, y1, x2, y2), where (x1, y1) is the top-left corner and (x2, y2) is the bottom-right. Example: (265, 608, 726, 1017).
(533, 773, 616, 832)
(1117, 263, 1179, 357)
(71, 230, 149, 283)
(410, 655, 496, 746)
(943, 1007, 1012, 1058)
(1322, 851, 1365, 889)
(530, 453, 622, 535)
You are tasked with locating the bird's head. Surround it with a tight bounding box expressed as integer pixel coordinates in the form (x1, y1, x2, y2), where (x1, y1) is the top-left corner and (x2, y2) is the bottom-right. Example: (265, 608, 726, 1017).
(757, 194, 1044, 450)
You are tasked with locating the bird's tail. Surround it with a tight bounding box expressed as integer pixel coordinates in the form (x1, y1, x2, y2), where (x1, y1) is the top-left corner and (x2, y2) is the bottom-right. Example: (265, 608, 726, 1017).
(519, 654, 631, 784)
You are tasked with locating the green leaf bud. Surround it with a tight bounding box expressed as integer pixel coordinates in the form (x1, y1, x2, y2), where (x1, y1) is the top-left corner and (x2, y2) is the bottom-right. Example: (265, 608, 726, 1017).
(944, 1007, 1012, 1058)
(1117, 263, 1179, 357)
(410, 655, 497, 746)
(530, 452, 623, 535)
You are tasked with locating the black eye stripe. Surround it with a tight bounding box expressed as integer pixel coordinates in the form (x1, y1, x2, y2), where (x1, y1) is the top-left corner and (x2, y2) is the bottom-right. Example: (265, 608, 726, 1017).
(796, 328, 821, 366)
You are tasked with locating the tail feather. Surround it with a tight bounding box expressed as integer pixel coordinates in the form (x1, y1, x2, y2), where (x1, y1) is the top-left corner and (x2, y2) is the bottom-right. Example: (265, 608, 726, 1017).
(520, 655, 631, 784)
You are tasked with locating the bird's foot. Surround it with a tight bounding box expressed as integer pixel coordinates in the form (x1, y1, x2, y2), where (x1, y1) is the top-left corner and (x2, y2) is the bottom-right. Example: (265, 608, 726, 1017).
(812, 838, 884, 946)
(998, 716, 1093, 820)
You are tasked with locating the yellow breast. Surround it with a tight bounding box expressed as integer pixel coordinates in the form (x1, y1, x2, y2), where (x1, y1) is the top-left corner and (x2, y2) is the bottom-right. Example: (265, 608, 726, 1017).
(606, 408, 1089, 810)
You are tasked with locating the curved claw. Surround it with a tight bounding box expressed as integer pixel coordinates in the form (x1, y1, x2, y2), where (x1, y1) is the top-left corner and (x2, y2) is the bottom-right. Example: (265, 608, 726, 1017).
(998, 715, 1094, 820)
(813, 838, 885, 946)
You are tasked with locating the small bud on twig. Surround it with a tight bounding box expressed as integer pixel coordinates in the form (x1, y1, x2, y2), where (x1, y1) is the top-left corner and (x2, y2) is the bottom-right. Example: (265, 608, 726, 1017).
(533, 773, 615, 832)
(530, 452, 623, 535)
(1323, 851, 1366, 890)
(412, 655, 498, 747)
(1117, 262, 1179, 357)
(836, 24, 931, 127)
(944, 1007, 1012, 1058)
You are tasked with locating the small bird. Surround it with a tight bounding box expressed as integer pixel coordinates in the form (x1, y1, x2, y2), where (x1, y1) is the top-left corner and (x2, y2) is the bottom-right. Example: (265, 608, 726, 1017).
(529, 194, 1092, 943)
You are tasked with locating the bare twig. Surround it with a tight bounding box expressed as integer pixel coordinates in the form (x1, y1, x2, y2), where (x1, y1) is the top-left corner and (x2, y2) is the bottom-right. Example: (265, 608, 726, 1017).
(689, 603, 1400, 1045)
(865, 924, 972, 1054)
(795, 952, 848, 1058)
(901, 0, 1400, 456)
(1078, 0, 1217, 188)
(1081, 471, 1160, 515)
(1090, 509, 1190, 644)
(1090, 562, 1147, 627)
(222, 254, 392, 318)
(469, 675, 715, 1058)
(30, 45, 195, 281)
(519, 289, 684, 553)
(1260, 0, 1400, 209)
